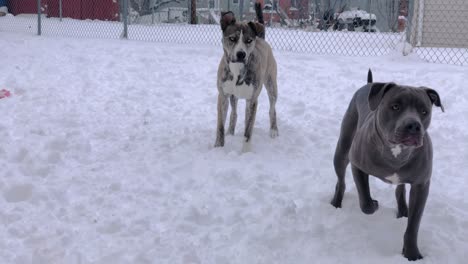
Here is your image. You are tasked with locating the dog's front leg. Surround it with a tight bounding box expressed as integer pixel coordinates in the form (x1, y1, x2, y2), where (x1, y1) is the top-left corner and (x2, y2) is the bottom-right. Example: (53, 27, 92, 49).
(228, 95, 238, 135)
(402, 181, 430, 261)
(242, 99, 258, 152)
(396, 184, 408, 218)
(265, 76, 279, 138)
(351, 165, 379, 214)
(215, 93, 229, 147)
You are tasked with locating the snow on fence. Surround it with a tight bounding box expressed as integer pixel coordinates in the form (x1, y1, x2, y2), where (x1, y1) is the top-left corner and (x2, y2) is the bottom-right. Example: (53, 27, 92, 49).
(0, 0, 467, 65)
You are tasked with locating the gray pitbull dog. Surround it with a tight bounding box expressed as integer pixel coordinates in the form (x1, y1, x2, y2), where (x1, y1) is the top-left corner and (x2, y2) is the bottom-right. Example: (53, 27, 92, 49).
(331, 70, 444, 261)
(214, 4, 278, 152)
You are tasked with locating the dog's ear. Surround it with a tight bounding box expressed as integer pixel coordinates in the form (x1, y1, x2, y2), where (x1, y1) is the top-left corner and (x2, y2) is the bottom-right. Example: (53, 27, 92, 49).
(221, 11, 236, 31)
(368, 82, 397, 111)
(248, 21, 265, 39)
(422, 87, 445, 112)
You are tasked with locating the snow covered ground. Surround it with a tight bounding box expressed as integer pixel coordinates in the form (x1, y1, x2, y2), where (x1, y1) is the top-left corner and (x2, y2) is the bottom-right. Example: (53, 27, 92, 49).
(0, 29, 467, 264)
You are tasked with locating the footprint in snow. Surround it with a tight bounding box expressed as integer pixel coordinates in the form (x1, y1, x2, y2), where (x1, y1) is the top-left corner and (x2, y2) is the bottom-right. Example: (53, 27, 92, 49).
(3, 184, 34, 203)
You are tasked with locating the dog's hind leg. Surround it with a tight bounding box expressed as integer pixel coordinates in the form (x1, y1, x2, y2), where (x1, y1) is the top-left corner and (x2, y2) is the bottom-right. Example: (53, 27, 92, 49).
(228, 95, 238, 135)
(215, 93, 229, 147)
(266, 76, 279, 138)
(242, 99, 258, 152)
(332, 94, 358, 208)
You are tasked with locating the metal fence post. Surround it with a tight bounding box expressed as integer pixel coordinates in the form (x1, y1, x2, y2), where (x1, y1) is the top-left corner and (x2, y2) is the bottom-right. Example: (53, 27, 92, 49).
(37, 0, 42, 35)
(369, 0, 372, 33)
(59, 0, 62, 21)
(122, 0, 128, 39)
(190, 0, 197, 24)
(416, 0, 425, 47)
(239, 0, 244, 19)
(406, 0, 415, 45)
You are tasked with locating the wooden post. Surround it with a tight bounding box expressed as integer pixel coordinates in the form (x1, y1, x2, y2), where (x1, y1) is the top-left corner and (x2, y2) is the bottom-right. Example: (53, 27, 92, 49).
(190, 0, 197, 24)
(239, 0, 244, 20)
(37, 0, 42, 35)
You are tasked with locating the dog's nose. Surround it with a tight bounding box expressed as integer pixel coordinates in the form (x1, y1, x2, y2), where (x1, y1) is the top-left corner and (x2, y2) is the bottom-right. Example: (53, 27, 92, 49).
(236, 51, 246, 60)
(405, 122, 421, 134)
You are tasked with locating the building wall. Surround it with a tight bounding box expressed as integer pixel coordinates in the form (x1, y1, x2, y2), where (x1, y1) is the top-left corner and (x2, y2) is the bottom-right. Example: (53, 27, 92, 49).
(257, 0, 310, 22)
(8, 0, 119, 21)
(8, 0, 40, 15)
(421, 0, 468, 47)
(410, 0, 468, 48)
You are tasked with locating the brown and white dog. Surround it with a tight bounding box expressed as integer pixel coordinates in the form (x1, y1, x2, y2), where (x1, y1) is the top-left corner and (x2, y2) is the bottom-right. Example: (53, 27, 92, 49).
(214, 3, 278, 152)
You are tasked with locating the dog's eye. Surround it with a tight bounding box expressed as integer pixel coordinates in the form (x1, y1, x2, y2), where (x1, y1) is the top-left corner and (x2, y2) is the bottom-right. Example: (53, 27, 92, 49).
(421, 109, 428, 115)
(391, 104, 400, 111)
(229, 37, 236, 42)
(245, 39, 253, 44)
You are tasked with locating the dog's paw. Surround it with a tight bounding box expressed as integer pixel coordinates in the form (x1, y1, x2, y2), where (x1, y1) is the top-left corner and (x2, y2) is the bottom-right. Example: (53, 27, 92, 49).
(242, 140, 252, 153)
(331, 182, 345, 208)
(402, 245, 423, 261)
(228, 124, 236, 135)
(270, 128, 279, 138)
(360, 199, 379, 215)
(214, 141, 224, 148)
(397, 206, 408, 218)
(330, 197, 342, 208)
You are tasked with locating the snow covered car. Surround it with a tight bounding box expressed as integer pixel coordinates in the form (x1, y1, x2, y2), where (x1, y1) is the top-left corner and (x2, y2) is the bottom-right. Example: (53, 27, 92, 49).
(0, 0, 8, 17)
(334, 9, 377, 32)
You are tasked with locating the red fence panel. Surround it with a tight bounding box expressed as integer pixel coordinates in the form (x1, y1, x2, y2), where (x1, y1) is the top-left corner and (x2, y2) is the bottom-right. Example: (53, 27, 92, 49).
(90, 0, 119, 21)
(47, 0, 81, 19)
(9, 0, 119, 21)
(8, 0, 39, 15)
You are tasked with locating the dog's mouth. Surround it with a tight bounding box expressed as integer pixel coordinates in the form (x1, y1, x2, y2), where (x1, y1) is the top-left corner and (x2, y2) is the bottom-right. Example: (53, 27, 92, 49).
(229, 58, 246, 64)
(229, 53, 249, 64)
(401, 137, 422, 147)
(390, 135, 423, 147)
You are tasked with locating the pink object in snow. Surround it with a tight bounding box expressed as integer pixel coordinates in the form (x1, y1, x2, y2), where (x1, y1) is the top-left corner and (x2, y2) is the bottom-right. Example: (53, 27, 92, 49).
(0, 89, 11, 99)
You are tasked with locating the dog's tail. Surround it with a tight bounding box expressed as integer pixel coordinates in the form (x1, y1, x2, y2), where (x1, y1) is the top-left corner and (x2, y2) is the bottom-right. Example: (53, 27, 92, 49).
(255, 2, 264, 25)
(367, 69, 373, 84)
(254, 2, 266, 39)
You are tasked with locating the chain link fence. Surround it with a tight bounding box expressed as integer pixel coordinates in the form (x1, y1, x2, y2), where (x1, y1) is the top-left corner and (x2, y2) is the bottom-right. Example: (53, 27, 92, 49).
(0, 0, 467, 65)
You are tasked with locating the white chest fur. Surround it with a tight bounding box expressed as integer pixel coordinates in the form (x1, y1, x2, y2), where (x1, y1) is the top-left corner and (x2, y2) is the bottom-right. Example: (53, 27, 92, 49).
(391, 144, 402, 158)
(385, 173, 401, 185)
(222, 62, 254, 99)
